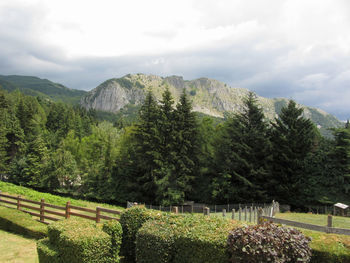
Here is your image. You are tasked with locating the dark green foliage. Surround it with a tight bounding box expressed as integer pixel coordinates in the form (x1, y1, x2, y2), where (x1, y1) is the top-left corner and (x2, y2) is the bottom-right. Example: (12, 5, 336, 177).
(0, 75, 86, 104)
(227, 222, 312, 263)
(44, 218, 121, 263)
(115, 78, 133, 90)
(136, 213, 241, 263)
(102, 220, 123, 262)
(0, 206, 47, 239)
(212, 92, 272, 203)
(37, 238, 60, 263)
(119, 206, 164, 263)
(131, 91, 162, 202)
(329, 126, 350, 196)
(270, 100, 317, 206)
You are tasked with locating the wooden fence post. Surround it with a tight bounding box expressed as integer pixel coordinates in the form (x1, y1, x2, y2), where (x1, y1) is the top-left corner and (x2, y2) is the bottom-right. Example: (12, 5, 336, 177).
(172, 206, 178, 214)
(96, 207, 101, 223)
(65, 201, 71, 219)
(249, 207, 252, 222)
(232, 209, 235, 220)
(17, 195, 21, 210)
(222, 209, 226, 217)
(244, 206, 247, 221)
(253, 207, 256, 223)
(258, 208, 263, 224)
(40, 199, 45, 223)
(204, 207, 210, 216)
(327, 214, 333, 227)
(239, 207, 242, 221)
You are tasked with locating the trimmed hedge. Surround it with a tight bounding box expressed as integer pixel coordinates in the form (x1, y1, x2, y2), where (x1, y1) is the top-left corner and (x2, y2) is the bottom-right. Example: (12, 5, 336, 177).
(120, 206, 166, 263)
(38, 218, 122, 263)
(37, 238, 60, 263)
(136, 213, 241, 263)
(0, 206, 47, 239)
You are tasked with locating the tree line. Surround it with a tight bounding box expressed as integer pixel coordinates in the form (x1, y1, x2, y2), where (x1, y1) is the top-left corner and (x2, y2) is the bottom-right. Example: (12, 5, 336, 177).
(0, 87, 349, 208)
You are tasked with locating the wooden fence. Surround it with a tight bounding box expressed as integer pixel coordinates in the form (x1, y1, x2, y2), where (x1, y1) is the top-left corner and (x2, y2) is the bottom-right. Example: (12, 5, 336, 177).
(0, 191, 121, 225)
(258, 210, 350, 236)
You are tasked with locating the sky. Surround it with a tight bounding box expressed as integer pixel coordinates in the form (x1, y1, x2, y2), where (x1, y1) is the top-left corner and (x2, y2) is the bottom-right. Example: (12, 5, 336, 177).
(0, 0, 350, 119)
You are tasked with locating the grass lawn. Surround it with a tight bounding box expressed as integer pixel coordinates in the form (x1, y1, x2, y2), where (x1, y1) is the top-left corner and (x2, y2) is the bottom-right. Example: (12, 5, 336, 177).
(275, 212, 350, 229)
(0, 181, 124, 221)
(0, 229, 38, 263)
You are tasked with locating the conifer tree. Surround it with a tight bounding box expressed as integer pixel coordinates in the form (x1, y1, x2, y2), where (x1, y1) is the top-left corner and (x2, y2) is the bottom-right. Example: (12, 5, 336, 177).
(132, 91, 162, 202)
(328, 124, 350, 197)
(212, 92, 271, 203)
(157, 90, 199, 205)
(270, 100, 316, 206)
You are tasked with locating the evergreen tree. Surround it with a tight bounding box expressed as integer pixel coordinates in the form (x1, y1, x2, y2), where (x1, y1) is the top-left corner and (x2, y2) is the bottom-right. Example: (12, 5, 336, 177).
(270, 100, 317, 206)
(157, 90, 199, 205)
(212, 92, 271, 203)
(328, 125, 350, 199)
(131, 91, 162, 202)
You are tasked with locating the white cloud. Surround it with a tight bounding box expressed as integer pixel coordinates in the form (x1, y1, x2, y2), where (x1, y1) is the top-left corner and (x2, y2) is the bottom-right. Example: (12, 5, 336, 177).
(1, 0, 350, 119)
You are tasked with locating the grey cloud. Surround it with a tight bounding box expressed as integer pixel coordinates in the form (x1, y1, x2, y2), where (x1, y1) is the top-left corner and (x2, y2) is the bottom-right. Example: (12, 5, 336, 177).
(1, 1, 350, 120)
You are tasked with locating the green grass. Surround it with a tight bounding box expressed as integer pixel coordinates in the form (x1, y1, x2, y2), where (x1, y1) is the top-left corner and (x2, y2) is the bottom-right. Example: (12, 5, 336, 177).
(0, 181, 124, 211)
(0, 229, 38, 263)
(275, 212, 350, 229)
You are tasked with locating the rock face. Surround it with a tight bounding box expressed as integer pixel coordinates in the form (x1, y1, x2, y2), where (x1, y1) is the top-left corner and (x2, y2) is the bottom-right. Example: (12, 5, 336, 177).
(81, 78, 145, 112)
(81, 73, 342, 133)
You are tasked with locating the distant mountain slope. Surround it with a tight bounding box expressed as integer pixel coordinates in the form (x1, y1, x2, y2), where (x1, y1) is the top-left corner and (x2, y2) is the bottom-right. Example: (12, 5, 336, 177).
(81, 73, 342, 136)
(0, 75, 87, 104)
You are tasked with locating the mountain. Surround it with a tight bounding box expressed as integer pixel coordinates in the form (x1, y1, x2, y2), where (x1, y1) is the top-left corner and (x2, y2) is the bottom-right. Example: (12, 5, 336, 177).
(0, 75, 87, 104)
(81, 74, 342, 136)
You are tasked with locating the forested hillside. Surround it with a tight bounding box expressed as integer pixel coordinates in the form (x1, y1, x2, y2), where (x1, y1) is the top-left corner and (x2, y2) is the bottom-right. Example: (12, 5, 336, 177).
(0, 75, 86, 104)
(0, 87, 349, 208)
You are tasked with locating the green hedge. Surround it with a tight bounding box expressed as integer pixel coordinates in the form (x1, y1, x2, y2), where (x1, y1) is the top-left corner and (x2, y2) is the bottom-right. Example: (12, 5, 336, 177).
(38, 218, 122, 263)
(120, 206, 167, 263)
(136, 214, 241, 263)
(37, 238, 60, 263)
(0, 206, 47, 239)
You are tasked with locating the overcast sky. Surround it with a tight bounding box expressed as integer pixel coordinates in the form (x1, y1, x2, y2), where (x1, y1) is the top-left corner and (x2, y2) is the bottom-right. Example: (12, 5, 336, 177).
(0, 0, 350, 119)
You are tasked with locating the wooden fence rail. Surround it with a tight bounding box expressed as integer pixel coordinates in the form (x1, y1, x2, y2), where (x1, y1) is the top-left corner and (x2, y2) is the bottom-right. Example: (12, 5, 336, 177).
(0, 191, 121, 225)
(257, 209, 350, 236)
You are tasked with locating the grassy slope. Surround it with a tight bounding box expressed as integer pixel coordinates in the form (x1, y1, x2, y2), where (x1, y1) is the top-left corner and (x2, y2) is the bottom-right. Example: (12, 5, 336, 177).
(0, 75, 86, 105)
(0, 229, 38, 263)
(275, 212, 350, 229)
(275, 212, 350, 260)
(0, 181, 124, 212)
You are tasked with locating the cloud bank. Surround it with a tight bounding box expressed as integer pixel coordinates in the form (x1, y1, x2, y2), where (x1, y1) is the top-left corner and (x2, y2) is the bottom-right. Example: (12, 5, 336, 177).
(0, 0, 350, 119)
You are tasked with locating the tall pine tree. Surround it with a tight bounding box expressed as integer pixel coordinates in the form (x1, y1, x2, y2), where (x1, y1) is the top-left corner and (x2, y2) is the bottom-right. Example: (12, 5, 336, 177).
(212, 92, 272, 203)
(270, 100, 316, 207)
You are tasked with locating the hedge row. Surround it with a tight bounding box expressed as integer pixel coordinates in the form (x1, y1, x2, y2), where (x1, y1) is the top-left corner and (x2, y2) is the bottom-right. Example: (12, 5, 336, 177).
(136, 214, 240, 263)
(0, 206, 47, 239)
(120, 206, 350, 263)
(119, 206, 170, 262)
(37, 218, 122, 263)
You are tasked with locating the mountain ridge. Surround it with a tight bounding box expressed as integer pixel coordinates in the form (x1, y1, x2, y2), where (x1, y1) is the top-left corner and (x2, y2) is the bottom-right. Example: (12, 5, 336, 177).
(81, 73, 342, 136)
(0, 75, 87, 104)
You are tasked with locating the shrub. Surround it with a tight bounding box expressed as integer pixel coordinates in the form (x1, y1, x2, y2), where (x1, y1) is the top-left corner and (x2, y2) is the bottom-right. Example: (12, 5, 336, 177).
(136, 213, 241, 263)
(119, 206, 164, 262)
(103, 220, 123, 262)
(37, 238, 60, 263)
(0, 206, 47, 239)
(227, 222, 312, 263)
(41, 218, 122, 263)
